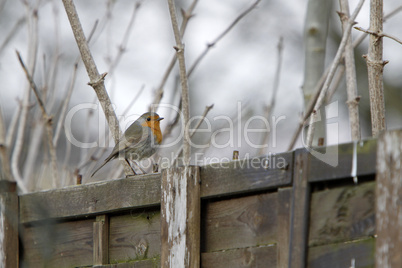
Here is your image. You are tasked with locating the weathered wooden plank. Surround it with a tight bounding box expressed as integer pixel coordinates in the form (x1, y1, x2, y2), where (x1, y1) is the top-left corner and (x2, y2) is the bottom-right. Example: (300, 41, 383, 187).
(376, 130, 402, 268)
(20, 219, 93, 267)
(308, 238, 375, 267)
(276, 187, 292, 268)
(19, 153, 292, 224)
(201, 244, 277, 268)
(200, 152, 293, 198)
(289, 149, 310, 268)
(0, 181, 18, 267)
(18, 140, 377, 224)
(309, 181, 375, 247)
(109, 209, 161, 264)
(308, 138, 377, 182)
(161, 166, 201, 268)
(19, 173, 161, 224)
(95, 258, 160, 267)
(202, 191, 278, 252)
(94, 215, 109, 265)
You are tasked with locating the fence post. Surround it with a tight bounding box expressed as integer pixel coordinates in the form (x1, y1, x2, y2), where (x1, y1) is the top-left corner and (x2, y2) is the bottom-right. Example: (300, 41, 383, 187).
(0, 181, 18, 267)
(161, 166, 200, 268)
(376, 130, 402, 268)
(289, 149, 310, 268)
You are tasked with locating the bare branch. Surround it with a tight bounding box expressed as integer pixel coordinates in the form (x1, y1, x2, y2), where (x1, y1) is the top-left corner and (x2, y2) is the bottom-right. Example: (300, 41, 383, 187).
(301, 0, 332, 146)
(172, 104, 214, 165)
(107, 2, 142, 77)
(305, 0, 365, 146)
(5, 103, 21, 148)
(325, 64, 345, 102)
(0, 107, 12, 182)
(340, 0, 361, 141)
(11, 4, 39, 193)
(287, 3, 401, 151)
(187, 0, 261, 77)
(167, 0, 192, 165)
(354, 26, 402, 45)
(150, 0, 198, 111)
(259, 37, 284, 156)
(122, 84, 145, 116)
(16, 51, 59, 187)
(0, 16, 26, 55)
(53, 63, 78, 146)
(61, 0, 133, 175)
(364, 0, 386, 137)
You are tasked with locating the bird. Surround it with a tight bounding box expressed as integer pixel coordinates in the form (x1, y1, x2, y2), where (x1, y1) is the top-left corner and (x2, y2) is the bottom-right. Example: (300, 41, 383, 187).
(91, 112, 163, 177)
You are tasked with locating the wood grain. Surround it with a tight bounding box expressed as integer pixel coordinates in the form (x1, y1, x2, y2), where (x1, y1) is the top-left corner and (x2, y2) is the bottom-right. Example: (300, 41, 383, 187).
(202, 191, 278, 252)
(94, 215, 109, 265)
(309, 181, 375, 247)
(276, 187, 292, 268)
(308, 238, 375, 267)
(20, 173, 161, 224)
(94, 258, 160, 267)
(289, 149, 310, 268)
(200, 152, 293, 198)
(308, 138, 377, 182)
(109, 209, 161, 264)
(0, 181, 18, 268)
(201, 245, 277, 268)
(161, 167, 201, 267)
(20, 219, 93, 267)
(19, 152, 292, 224)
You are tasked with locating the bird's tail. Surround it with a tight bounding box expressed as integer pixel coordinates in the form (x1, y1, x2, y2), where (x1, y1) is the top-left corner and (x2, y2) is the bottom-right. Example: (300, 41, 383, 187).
(91, 154, 116, 177)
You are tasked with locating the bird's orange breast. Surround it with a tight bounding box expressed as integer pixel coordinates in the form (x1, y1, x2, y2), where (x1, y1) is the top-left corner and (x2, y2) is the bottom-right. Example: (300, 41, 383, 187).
(142, 121, 163, 144)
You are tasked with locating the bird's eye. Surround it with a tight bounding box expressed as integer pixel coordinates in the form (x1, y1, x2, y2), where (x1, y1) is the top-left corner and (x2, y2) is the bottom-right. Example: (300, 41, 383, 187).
(147, 117, 151, 121)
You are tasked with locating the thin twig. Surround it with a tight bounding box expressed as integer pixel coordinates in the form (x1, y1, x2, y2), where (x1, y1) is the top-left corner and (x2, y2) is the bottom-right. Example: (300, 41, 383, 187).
(339, 0, 361, 141)
(163, 0, 260, 140)
(287, 3, 402, 150)
(172, 104, 214, 165)
(11, 4, 39, 193)
(107, 2, 141, 77)
(0, 16, 26, 55)
(122, 84, 145, 115)
(306, 0, 365, 146)
(79, 85, 145, 177)
(5, 102, 21, 148)
(187, 0, 261, 77)
(54, 63, 78, 146)
(62, 0, 133, 176)
(167, 0, 192, 165)
(354, 26, 402, 45)
(16, 51, 59, 187)
(0, 107, 12, 182)
(150, 0, 198, 111)
(259, 37, 284, 156)
(325, 64, 345, 102)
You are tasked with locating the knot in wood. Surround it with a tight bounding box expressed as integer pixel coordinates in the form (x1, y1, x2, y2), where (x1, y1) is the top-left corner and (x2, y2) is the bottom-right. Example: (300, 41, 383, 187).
(136, 238, 148, 257)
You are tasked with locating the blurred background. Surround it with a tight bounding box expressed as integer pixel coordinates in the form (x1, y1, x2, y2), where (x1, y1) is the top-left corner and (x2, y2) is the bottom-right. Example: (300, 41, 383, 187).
(0, 0, 401, 191)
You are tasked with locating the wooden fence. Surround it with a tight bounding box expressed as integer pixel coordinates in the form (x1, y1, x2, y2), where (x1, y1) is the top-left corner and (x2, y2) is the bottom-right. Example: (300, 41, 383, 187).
(0, 130, 401, 267)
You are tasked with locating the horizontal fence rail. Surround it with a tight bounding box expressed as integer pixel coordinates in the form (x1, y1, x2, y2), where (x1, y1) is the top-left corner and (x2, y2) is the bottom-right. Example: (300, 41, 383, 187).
(19, 139, 376, 224)
(2, 134, 397, 268)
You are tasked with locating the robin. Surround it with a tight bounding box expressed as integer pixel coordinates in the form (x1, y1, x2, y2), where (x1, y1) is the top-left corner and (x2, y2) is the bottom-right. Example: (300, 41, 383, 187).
(91, 112, 163, 177)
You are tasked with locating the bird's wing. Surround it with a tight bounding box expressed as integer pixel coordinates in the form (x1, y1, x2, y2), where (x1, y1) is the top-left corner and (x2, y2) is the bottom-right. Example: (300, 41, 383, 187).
(111, 121, 149, 155)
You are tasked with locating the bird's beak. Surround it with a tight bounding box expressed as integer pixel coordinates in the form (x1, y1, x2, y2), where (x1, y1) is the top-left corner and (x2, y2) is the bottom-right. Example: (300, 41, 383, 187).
(158, 117, 164, 121)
